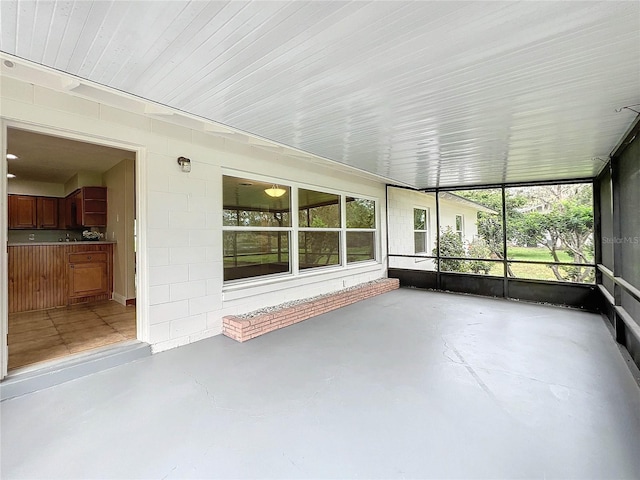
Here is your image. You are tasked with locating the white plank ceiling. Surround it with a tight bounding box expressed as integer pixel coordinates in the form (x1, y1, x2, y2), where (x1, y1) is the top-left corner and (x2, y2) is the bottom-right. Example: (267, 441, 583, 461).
(1, 1, 639, 188)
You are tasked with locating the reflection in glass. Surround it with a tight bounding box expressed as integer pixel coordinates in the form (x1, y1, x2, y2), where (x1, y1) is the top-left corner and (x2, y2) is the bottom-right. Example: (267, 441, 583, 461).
(299, 232, 340, 269)
(347, 231, 375, 263)
(299, 189, 340, 228)
(223, 231, 290, 281)
(346, 197, 375, 228)
(223, 175, 291, 227)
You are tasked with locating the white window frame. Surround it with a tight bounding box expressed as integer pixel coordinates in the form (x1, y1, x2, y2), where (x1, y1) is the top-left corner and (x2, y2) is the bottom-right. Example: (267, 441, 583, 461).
(413, 207, 429, 254)
(455, 214, 464, 241)
(345, 196, 377, 265)
(222, 174, 294, 284)
(222, 172, 379, 286)
(298, 187, 342, 272)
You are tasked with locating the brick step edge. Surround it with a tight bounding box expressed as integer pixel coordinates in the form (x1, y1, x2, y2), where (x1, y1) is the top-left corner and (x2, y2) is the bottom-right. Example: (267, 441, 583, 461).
(223, 278, 400, 342)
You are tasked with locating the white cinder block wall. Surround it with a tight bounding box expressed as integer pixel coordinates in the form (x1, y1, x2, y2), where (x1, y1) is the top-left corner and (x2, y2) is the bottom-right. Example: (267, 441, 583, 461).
(387, 187, 482, 271)
(387, 188, 437, 271)
(0, 64, 388, 354)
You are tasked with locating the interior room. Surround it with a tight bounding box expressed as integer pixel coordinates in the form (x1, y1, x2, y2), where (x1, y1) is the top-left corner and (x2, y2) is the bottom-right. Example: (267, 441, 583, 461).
(0, 1, 638, 478)
(6, 128, 137, 371)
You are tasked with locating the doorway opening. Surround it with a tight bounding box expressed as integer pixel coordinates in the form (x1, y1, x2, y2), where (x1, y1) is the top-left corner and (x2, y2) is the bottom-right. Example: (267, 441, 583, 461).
(5, 127, 138, 372)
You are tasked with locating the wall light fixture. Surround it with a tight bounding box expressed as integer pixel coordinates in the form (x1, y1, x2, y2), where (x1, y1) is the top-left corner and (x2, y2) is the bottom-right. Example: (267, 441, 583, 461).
(177, 156, 191, 173)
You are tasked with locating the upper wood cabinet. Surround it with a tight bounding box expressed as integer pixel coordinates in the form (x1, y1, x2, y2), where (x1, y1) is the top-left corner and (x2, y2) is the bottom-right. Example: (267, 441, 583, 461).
(8, 195, 37, 229)
(37, 197, 59, 228)
(68, 186, 107, 227)
(63, 186, 107, 228)
(9, 195, 59, 229)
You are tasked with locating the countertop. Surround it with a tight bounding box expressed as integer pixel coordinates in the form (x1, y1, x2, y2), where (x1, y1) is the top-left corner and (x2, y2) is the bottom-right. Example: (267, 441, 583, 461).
(8, 241, 117, 246)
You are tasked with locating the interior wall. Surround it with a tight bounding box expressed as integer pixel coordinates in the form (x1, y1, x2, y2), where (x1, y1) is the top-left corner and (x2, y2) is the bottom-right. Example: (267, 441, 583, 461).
(7, 179, 64, 197)
(64, 171, 103, 195)
(103, 158, 136, 303)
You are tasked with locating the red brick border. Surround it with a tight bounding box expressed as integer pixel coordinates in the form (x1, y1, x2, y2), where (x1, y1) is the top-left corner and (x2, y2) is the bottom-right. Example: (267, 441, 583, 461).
(223, 278, 400, 342)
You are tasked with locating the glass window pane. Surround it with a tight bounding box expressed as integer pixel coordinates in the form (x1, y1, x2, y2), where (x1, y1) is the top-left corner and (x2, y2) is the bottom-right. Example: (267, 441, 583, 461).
(299, 231, 340, 269)
(414, 232, 427, 253)
(347, 231, 375, 263)
(414, 208, 426, 230)
(223, 176, 291, 227)
(455, 215, 463, 232)
(299, 189, 340, 228)
(223, 231, 290, 281)
(346, 197, 375, 228)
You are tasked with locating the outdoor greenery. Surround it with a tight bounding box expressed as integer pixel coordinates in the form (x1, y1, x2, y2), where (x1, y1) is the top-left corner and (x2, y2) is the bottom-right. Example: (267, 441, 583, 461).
(434, 184, 595, 283)
(433, 227, 467, 272)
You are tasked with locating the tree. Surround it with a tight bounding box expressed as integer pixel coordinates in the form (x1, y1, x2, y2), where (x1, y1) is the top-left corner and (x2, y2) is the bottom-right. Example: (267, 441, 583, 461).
(516, 195, 594, 282)
(454, 189, 526, 276)
(467, 238, 493, 275)
(455, 185, 594, 282)
(433, 227, 467, 272)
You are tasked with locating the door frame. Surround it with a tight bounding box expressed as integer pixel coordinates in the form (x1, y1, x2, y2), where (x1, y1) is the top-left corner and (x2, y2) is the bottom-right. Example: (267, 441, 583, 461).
(0, 119, 149, 380)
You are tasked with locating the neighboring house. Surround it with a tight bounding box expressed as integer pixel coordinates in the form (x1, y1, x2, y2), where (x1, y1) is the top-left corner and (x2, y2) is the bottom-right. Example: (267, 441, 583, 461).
(387, 187, 497, 271)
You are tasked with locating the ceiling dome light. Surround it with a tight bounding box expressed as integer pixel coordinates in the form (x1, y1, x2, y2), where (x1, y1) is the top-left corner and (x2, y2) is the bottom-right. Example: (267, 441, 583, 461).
(6, 153, 18, 160)
(264, 185, 286, 198)
(7, 173, 16, 179)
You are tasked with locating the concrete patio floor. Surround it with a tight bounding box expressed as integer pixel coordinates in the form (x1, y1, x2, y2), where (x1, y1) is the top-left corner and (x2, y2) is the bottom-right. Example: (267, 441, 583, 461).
(2, 288, 640, 479)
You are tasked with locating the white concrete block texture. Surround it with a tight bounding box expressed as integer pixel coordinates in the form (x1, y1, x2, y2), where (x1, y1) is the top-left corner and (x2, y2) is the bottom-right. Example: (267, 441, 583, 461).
(2, 73, 388, 351)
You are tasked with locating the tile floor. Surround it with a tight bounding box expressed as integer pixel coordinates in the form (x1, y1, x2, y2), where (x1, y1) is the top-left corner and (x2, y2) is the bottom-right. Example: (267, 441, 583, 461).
(8, 300, 136, 371)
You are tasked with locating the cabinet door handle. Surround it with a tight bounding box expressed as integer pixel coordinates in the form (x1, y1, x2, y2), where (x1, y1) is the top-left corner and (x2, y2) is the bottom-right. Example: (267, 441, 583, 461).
(87, 256, 92, 260)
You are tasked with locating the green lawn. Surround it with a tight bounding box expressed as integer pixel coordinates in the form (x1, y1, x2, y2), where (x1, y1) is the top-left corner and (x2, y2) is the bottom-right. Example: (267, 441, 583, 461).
(481, 246, 595, 282)
(506, 246, 575, 263)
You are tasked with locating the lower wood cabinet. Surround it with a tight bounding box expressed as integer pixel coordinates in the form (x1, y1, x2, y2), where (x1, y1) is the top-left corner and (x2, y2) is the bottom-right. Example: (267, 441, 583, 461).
(8, 244, 113, 313)
(68, 252, 109, 298)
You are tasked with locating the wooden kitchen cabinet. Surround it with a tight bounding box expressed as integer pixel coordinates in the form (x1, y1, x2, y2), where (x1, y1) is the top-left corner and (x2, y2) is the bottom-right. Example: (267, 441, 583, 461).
(65, 186, 107, 227)
(68, 251, 109, 298)
(9, 194, 60, 229)
(8, 243, 113, 313)
(8, 195, 37, 228)
(36, 197, 59, 228)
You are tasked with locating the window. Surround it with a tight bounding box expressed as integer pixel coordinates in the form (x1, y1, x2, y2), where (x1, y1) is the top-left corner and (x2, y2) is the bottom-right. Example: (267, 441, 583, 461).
(298, 188, 341, 269)
(413, 208, 428, 253)
(224, 175, 378, 281)
(346, 197, 376, 263)
(455, 214, 464, 241)
(223, 176, 291, 281)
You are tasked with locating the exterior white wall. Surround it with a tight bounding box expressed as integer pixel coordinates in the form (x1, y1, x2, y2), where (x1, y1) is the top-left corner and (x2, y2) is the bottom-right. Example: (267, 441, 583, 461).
(387, 187, 482, 271)
(387, 188, 437, 271)
(439, 203, 480, 246)
(0, 72, 388, 355)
